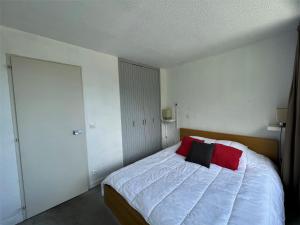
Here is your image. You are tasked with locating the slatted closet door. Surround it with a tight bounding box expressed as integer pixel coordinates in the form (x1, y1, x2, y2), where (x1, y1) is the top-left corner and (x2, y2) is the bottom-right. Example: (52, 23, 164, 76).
(119, 60, 161, 165)
(119, 62, 146, 165)
(141, 66, 161, 156)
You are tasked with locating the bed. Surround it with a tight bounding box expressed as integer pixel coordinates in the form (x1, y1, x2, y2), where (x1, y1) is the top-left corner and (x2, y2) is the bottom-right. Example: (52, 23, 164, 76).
(102, 128, 284, 225)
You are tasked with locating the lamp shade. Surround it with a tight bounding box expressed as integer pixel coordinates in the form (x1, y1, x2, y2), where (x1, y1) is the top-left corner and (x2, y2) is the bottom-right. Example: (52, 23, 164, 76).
(276, 108, 287, 123)
(162, 107, 172, 120)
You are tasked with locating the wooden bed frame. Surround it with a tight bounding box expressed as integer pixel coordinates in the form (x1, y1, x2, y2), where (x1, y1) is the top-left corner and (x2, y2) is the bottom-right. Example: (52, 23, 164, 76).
(104, 128, 278, 225)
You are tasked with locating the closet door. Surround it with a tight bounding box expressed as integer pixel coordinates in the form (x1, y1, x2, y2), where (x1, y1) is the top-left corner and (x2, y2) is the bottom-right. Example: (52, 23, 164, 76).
(119, 61, 146, 165)
(141, 67, 162, 155)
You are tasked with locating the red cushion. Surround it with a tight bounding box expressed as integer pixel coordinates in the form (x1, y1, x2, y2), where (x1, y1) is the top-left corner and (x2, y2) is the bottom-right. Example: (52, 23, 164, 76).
(176, 136, 204, 156)
(211, 144, 243, 170)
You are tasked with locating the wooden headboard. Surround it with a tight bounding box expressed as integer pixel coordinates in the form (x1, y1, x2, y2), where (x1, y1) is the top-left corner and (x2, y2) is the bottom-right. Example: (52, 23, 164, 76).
(180, 128, 278, 162)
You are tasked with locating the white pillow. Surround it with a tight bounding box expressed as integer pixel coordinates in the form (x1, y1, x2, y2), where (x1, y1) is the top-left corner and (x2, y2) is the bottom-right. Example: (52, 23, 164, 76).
(190, 136, 248, 166)
(190, 136, 248, 152)
(229, 141, 249, 152)
(190, 136, 216, 143)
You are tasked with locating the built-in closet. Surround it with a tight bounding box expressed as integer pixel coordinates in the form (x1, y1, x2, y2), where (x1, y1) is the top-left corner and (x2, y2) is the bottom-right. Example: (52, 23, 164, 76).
(119, 59, 161, 165)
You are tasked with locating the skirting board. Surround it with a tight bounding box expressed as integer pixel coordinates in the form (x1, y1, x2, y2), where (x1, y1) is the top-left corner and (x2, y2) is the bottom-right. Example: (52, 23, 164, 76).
(1, 209, 23, 225)
(89, 176, 105, 189)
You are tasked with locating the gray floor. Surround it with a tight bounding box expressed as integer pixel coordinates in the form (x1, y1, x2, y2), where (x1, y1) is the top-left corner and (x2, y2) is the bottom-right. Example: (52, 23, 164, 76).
(18, 186, 300, 225)
(18, 186, 119, 225)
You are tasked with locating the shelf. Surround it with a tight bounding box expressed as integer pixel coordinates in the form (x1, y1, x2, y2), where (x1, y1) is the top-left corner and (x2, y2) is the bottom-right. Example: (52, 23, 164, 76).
(267, 125, 281, 132)
(161, 119, 176, 123)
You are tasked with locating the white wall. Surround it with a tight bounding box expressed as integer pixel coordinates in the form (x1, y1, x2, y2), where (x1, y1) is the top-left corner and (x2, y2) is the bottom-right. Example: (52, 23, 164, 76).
(162, 31, 297, 143)
(0, 26, 24, 225)
(0, 26, 123, 225)
(1, 24, 297, 225)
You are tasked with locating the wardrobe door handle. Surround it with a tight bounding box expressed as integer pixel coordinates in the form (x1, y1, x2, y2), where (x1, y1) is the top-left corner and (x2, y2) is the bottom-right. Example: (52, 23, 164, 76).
(132, 121, 135, 127)
(153, 118, 155, 123)
(145, 119, 146, 125)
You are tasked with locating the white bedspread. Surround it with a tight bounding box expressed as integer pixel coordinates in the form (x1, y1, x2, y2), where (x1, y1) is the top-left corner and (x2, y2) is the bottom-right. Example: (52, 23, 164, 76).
(102, 139, 284, 225)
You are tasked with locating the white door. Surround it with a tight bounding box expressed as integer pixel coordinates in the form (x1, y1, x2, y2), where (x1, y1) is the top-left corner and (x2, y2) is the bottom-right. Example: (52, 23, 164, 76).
(10, 56, 89, 218)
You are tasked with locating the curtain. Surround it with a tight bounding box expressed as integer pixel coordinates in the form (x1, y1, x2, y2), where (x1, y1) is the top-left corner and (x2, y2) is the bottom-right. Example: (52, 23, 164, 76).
(281, 24, 300, 205)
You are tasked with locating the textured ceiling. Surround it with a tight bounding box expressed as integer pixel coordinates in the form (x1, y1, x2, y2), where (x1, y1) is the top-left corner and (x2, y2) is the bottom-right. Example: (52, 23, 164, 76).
(0, 0, 299, 67)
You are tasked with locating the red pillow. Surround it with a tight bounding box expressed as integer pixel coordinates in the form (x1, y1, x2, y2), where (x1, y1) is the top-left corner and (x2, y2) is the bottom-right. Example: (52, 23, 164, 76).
(176, 136, 204, 156)
(211, 144, 243, 170)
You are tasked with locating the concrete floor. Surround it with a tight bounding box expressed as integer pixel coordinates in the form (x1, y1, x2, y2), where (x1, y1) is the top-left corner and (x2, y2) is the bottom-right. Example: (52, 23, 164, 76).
(18, 187, 119, 225)
(17, 186, 300, 225)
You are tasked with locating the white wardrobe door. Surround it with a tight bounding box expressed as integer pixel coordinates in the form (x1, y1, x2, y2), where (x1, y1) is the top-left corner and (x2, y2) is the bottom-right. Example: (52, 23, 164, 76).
(11, 56, 89, 218)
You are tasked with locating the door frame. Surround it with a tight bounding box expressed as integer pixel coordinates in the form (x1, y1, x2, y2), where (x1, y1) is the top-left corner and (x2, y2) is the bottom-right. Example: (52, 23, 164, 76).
(6, 54, 27, 220)
(6, 54, 89, 220)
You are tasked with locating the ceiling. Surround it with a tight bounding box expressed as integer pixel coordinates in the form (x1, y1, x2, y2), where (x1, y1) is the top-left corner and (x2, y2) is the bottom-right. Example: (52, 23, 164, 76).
(0, 0, 299, 67)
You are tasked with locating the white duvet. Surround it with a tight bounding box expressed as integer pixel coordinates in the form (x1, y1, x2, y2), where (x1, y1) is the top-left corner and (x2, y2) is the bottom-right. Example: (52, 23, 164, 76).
(102, 137, 284, 225)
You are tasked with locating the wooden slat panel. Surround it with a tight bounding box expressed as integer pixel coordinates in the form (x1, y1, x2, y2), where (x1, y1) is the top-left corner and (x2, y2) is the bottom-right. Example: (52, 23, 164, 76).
(180, 128, 278, 162)
(119, 60, 161, 165)
(119, 61, 146, 165)
(141, 66, 161, 156)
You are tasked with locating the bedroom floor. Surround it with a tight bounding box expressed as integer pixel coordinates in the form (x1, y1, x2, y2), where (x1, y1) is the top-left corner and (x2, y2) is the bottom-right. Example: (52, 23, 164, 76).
(17, 186, 119, 225)
(17, 186, 300, 225)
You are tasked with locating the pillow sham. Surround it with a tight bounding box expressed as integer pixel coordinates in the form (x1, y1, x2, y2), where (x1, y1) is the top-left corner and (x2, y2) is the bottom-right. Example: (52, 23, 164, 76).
(185, 141, 214, 168)
(191, 136, 248, 152)
(215, 140, 248, 152)
(191, 136, 216, 144)
(211, 144, 243, 170)
(176, 136, 204, 157)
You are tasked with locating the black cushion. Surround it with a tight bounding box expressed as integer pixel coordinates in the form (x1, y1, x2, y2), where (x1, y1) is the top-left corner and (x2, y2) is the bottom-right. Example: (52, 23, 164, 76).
(185, 141, 214, 168)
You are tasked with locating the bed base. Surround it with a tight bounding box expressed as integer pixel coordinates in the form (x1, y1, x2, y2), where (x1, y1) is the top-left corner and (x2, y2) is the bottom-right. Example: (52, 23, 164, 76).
(104, 128, 278, 225)
(104, 184, 149, 225)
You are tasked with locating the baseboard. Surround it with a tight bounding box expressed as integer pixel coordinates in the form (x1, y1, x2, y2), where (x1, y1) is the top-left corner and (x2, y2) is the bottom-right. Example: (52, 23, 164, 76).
(89, 176, 104, 189)
(1, 209, 23, 225)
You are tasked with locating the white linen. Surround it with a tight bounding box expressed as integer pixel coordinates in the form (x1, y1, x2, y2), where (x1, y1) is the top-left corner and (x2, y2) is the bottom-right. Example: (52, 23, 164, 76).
(102, 139, 284, 225)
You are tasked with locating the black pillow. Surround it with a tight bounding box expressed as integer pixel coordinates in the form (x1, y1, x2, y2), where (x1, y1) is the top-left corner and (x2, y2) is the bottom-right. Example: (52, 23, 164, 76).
(185, 141, 214, 168)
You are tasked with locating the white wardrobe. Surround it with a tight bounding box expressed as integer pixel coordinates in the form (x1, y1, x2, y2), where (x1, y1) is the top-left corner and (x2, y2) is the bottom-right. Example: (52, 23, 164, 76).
(119, 60, 162, 165)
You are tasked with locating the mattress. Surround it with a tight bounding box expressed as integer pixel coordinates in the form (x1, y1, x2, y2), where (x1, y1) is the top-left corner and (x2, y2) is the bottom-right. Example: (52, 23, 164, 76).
(102, 138, 284, 225)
